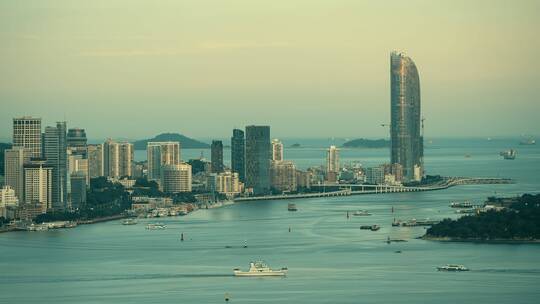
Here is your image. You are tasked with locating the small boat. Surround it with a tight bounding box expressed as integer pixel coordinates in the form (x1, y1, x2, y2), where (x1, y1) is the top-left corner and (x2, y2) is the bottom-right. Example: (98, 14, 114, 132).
(437, 264, 469, 271)
(360, 225, 380, 231)
(370, 225, 380, 231)
(122, 218, 138, 225)
(450, 201, 473, 208)
(146, 223, 166, 230)
(519, 137, 536, 145)
(287, 203, 297, 211)
(500, 149, 516, 160)
(353, 210, 371, 216)
(233, 261, 288, 277)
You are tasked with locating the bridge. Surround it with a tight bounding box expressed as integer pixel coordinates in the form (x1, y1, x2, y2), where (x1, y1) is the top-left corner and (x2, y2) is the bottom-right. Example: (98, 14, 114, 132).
(234, 177, 513, 202)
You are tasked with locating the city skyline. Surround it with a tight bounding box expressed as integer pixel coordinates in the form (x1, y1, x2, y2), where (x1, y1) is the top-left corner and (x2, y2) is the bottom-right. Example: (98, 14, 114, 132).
(1, 1, 539, 139)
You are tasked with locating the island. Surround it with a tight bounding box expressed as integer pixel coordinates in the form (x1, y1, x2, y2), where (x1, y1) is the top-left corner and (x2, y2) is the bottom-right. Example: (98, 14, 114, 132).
(423, 193, 540, 243)
(342, 138, 389, 148)
(133, 133, 210, 150)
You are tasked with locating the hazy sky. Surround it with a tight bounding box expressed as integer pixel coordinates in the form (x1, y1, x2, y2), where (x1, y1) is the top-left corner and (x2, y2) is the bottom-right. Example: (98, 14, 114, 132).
(1, 0, 539, 140)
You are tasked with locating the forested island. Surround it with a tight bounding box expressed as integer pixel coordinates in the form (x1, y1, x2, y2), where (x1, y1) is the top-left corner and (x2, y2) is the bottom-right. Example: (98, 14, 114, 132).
(342, 138, 389, 148)
(424, 194, 540, 243)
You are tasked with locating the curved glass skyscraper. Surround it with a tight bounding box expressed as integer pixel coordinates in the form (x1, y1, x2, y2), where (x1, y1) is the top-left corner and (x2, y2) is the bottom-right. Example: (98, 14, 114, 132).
(390, 51, 423, 182)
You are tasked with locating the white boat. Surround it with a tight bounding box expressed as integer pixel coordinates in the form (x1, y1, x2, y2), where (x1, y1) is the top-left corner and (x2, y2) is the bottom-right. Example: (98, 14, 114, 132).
(122, 218, 138, 225)
(437, 264, 469, 271)
(353, 210, 371, 216)
(233, 261, 288, 277)
(146, 223, 166, 230)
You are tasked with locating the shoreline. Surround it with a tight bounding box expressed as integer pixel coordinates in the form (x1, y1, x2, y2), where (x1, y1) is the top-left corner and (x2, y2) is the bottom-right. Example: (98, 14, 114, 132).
(421, 236, 540, 244)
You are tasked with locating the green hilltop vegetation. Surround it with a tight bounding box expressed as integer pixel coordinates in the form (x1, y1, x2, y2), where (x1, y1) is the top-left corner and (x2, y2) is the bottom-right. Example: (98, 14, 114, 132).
(133, 133, 210, 150)
(342, 138, 389, 148)
(425, 194, 540, 241)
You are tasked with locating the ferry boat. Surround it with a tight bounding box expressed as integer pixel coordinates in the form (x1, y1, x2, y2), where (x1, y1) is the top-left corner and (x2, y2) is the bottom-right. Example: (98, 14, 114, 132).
(122, 218, 138, 225)
(437, 264, 469, 271)
(353, 210, 371, 216)
(146, 223, 166, 230)
(233, 261, 288, 277)
(287, 203, 298, 211)
(450, 201, 473, 208)
(500, 149, 516, 160)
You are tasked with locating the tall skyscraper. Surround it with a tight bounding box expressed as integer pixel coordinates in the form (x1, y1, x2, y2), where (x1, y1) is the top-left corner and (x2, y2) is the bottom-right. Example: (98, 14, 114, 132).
(67, 128, 87, 148)
(245, 125, 271, 195)
(211, 140, 224, 173)
(231, 129, 245, 182)
(87, 144, 104, 178)
(147, 142, 180, 181)
(70, 171, 87, 210)
(161, 163, 192, 193)
(103, 139, 133, 178)
(271, 139, 283, 161)
(12, 117, 42, 158)
(326, 145, 339, 182)
(44, 122, 67, 210)
(390, 51, 423, 182)
(23, 158, 53, 213)
(4, 147, 29, 201)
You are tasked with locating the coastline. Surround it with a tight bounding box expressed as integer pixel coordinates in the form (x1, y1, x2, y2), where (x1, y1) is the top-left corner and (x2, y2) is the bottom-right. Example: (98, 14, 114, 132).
(421, 235, 540, 244)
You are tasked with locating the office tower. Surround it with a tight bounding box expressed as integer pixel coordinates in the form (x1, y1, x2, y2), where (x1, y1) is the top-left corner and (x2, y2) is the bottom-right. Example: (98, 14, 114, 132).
(12, 117, 42, 158)
(326, 145, 339, 183)
(68, 149, 89, 184)
(161, 163, 192, 193)
(4, 147, 29, 201)
(365, 166, 385, 185)
(270, 160, 297, 192)
(87, 144, 104, 178)
(390, 51, 423, 182)
(0, 185, 19, 219)
(103, 139, 133, 178)
(271, 139, 283, 161)
(147, 142, 180, 181)
(44, 122, 67, 210)
(66, 128, 87, 148)
(211, 140, 224, 173)
(70, 172, 87, 209)
(216, 171, 241, 195)
(231, 129, 245, 182)
(245, 125, 271, 195)
(23, 158, 53, 213)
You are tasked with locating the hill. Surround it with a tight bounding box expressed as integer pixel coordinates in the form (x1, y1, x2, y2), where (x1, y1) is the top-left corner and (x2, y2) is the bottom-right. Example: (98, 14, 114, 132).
(133, 133, 209, 150)
(342, 138, 389, 148)
(0, 143, 12, 176)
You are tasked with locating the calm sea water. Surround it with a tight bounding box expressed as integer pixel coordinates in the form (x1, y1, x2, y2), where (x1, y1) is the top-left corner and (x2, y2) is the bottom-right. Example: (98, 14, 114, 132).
(1, 138, 539, 303)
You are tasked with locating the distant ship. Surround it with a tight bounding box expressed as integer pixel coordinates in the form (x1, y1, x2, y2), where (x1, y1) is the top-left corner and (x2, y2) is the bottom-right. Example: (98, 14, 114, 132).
(146, 223, 166, 230)
(234, 261, 288, 277)
(520, 137, 536, 145)
(287, 203, 298, 211)
(450, 201, 473, 208)
(500, 149, 516, 160)
(121, 218, 137, 225)
(437, 264, 469, 271)
(353, 210, 371, 216)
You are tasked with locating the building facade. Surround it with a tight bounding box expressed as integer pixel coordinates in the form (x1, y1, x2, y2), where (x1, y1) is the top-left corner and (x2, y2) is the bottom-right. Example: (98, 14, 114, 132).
(216, 171, 241, 195)
(161, 163, 192, 193)
(87, 144, 104, 179)
(147, 141, 180, 181)
(23, 159, 53, 213)
(44, 122, 68, 210)
(390, 51, 423, 182)
(12, 117, 42, 158)
(231, 129, 245, 182)
(245, 125, 271, 195)
(70, 172, 87, 210)
(271, 139, 283, 161)
(270, 161, 297, 193)
(4, 147, 29, 202)
(104, 139, 133, 178)
(326, 145, 339, 183)
(211, 140, 224, 173)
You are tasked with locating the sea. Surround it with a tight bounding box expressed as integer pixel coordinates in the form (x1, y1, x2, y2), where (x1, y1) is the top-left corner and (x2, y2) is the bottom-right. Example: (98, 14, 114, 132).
(1, 137, 539, 303)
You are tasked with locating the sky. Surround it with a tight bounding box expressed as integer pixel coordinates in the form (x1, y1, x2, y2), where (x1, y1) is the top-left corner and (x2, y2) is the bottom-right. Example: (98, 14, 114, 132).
(1, 0, 539, 141)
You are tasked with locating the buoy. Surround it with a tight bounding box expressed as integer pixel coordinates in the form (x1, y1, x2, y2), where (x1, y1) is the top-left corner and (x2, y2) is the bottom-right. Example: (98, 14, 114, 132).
(243, 240, 248, 248)
(180, 233, 184, 241)
(225, 293, 230, 302)
(391, 206, 394, 213)
(347, 211, 349, 219)
(288, 226, 291, 232)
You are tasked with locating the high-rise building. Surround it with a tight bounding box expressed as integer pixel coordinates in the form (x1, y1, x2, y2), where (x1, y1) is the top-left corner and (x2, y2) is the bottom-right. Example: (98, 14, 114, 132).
(0, 185, 19, 219)
(103, 139, 133, 178)
(67, 128, 87, 148)
(68, 149, 89, 184)
(365, 166, 385, 185)
(147, 142, 181, 181)
(216, 171, 241, 195)
(326, 145, 339, 182)
(390, 51, 423, 182)
(245, 125, 271, 195)
(87, 144, 104, 179)
(12, 117, 42, 158)
(161, 163, 192, 193)
(70, 171, 87, 210)
(231, 129, 245, 182)
(271, 139, 283, 161)
(270, 160, 297, 193)
(4, 147, 29, 201)
(44, 122, 68, 210)
(211, 140, 224, 173)
(23, 158, 53, 213)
